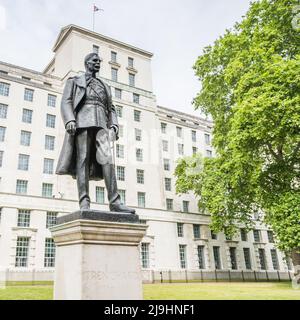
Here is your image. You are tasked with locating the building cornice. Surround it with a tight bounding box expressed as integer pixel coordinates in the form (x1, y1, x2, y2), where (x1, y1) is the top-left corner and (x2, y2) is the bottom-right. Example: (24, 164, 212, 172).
(53, 24, 154, 58)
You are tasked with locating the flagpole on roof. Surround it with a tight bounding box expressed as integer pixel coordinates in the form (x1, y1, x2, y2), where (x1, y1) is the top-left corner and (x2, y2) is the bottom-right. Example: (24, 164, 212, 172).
(93, 3, 95, 31)
(92, 3, 103, 32)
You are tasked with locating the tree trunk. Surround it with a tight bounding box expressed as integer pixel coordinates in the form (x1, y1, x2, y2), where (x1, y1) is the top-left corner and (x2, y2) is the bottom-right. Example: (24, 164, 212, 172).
(291, 248, 300, 287)
(291, 248, 300, 265)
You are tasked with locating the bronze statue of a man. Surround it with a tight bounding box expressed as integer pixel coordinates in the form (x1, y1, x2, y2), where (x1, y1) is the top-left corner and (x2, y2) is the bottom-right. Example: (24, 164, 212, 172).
(56, 53, 135, 214)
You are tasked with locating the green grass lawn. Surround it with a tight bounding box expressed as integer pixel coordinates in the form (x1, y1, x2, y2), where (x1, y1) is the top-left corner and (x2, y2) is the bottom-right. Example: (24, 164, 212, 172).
(0, 282, 299, 300)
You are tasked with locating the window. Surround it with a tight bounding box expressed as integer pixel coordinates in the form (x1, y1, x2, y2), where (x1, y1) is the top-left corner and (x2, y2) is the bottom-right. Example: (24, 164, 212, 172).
(111, 51, 117, 63)
(178, 144, 184, 155)
(253, 230, 261, 242)
(15, 237, 30, 267)
(0, 82, 10, 96)
(44, 238, 55, 268)
(93, 45, 99, 54)
(24, 88, 34, 102)
(133, 93, 139, 104)
(161, 123, 167, 133)
(179, 245, 187, 269)
(165, 178, 171, 191)
(117, 166, 125, 181)
(43, 158, 54, 174)
(16, 180, 28, 194)
(191, 130, 196, 142)
(270, 249, 279, 270)
(22, 109, 33, 123)
(111, 68, 118, 82)
(193, 225, 201, 239)
(135, 128, 142, 141)
(267, 230, 274, 243)
(141, 243, 150, 268)
(243, 248, 252, 270)
(240, 229, 248, 241)
(45, 135, 55, 150)
(128, 57, 134, 68)
(129, 73, 135, 87)
(46, 114, 56, 128)
(197, 246, 205, 269)
(134, 110, 141, 122)
(18, 154, 29, 171)
(0, 126, 6, 142)
(0, 151, 3, 167)
(162, 140, 168, 152)
(213, 246, 222, 269)
(166, 198, 173, 211)
(20, 130, 31, 146)
(46, 212, 57, 228)
(258, 248, 267, 270)
(205, 133, 211, 145)
(136, 148, 143, 162)
(206, 150, 212, 158)
(115, 88, 122, 99)
(17, 209, 30, 227)
(138, 192, 146, 208)
(119, 125, 123, 138)
(211, 231, 217, 240)
(47, 94, 56, 107)
(42, 183, 53, 198)
(118, 189, 126, 204)
(116, 144, 124, 158)
(176, 127, 182, 138)
(177, 223, 183, 237)
(182, 201, 189, 213)
(0, 103, 8, 118)
(137, 169, 144, 184)
(96, 186, 105, 204)
(116, 105, 123, 117)
(229, 247, 238, 270)
(192, 147, 197, 155)
(163, 158, 170, 171)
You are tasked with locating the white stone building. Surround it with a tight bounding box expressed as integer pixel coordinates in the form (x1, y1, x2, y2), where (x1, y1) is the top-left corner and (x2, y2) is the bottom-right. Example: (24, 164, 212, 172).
(0, 25, 292, 282)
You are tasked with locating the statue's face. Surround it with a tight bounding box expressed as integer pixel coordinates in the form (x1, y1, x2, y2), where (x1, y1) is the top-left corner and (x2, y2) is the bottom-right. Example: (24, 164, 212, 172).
(86, 55, 101, 73)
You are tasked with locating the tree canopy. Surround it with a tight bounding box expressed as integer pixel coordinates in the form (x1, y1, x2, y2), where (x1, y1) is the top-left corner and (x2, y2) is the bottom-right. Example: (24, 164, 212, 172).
(175, 0, 300, 255)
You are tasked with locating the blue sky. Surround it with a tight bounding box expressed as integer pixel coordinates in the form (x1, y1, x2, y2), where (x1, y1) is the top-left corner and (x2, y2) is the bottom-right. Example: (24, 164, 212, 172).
(0, 0, 252, 116)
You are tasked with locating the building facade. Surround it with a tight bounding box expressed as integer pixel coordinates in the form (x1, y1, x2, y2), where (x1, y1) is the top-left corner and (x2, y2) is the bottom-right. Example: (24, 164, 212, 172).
(0, 25, 292, 282)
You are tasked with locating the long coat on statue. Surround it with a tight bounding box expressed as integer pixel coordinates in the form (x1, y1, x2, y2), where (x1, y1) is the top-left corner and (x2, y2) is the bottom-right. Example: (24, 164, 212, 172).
(55, 73, 119, 180)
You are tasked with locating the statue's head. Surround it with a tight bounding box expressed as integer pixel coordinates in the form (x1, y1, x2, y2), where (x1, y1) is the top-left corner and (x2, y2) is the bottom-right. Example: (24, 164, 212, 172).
(84, 53, 101, 73)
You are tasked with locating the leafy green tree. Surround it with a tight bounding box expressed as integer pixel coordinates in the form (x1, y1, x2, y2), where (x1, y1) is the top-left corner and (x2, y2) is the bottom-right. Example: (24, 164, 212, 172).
(175, 0, 300, 267)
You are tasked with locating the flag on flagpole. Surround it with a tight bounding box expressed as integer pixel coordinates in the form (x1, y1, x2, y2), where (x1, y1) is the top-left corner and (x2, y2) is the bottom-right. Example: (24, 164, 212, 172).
(94, 5, 100, 12)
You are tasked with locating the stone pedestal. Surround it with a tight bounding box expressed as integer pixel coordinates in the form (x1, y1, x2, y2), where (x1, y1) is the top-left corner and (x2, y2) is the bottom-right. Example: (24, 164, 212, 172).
(50, 210, 147, 300)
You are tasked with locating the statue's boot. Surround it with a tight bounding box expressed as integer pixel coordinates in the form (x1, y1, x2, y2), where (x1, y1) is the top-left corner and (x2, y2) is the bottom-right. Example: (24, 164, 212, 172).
(102, 164, 136, 214)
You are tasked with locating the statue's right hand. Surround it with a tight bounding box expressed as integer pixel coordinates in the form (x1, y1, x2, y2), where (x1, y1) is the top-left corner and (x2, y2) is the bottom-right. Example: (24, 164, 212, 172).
(66, 121, 76, 135)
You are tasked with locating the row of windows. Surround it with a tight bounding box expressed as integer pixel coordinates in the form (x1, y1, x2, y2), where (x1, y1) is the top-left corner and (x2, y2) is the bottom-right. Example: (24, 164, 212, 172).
(161, 122, 211, 144)
(176, 223, 275, 244)
(178, 245, 283, 271)
(114, 88, 140, 104)
(114, 143, 211, 161)
(15, 236, 56, 268)
(0, 105, 56, 128)
(0, 82, 57, 106)
(92, 46, 137, 86)
(162, 139, 212, 157)
(111, 68, 136, 87)
(0, 132, 55, 150)
(15, 180, 54, 197)
(16, 210, 57, 228)
(93, 46, 135, 69)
